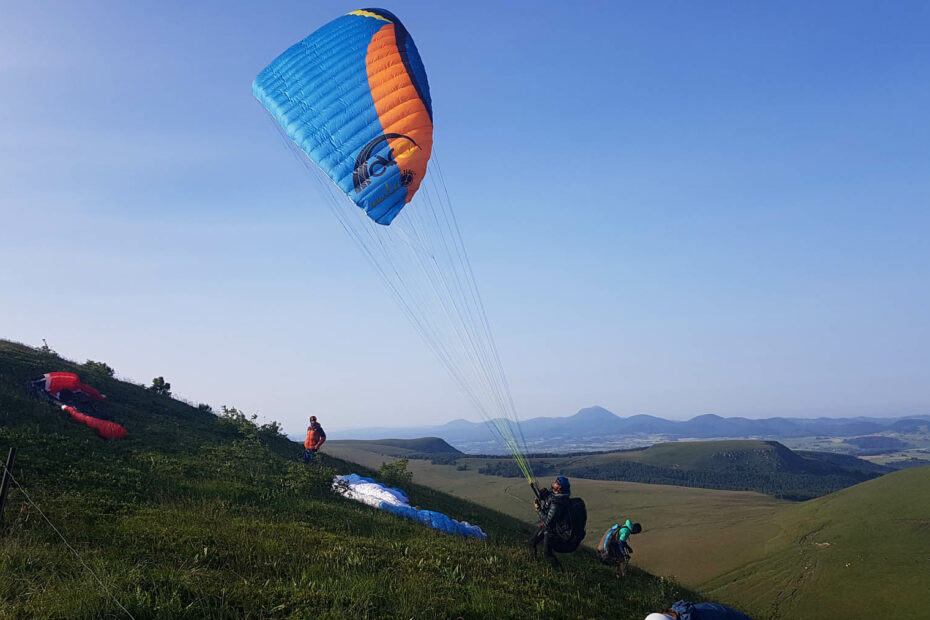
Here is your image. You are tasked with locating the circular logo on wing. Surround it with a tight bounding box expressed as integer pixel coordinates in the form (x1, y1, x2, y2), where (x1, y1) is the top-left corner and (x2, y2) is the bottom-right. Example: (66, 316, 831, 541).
(352, 133, 420, 194)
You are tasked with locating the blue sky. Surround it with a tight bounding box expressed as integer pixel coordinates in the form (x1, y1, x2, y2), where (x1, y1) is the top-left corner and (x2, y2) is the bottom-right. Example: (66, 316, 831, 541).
(2, 1, 928, 433)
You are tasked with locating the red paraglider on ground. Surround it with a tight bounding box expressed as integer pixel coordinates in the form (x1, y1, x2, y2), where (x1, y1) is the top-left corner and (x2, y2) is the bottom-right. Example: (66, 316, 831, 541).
(61, 405, 127, 440)
(40, 371, 106, 403)
(27, 372, 126, 440)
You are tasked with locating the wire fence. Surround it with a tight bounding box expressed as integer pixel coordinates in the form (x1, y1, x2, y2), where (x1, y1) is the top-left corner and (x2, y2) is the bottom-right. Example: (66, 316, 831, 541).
(0, 459, 136, 619)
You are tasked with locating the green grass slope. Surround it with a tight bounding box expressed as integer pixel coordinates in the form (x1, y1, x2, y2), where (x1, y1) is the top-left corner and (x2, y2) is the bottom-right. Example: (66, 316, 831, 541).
(0, 340, 693, 618)
(702, 465, 930, 619)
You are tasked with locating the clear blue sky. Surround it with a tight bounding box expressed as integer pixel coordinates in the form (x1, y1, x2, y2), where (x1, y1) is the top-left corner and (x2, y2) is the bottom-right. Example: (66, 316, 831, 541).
(2, 1, 928, 433)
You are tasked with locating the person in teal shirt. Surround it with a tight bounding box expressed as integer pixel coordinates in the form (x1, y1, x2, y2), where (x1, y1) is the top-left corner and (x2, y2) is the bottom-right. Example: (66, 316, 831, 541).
(597, 519, 641, 565)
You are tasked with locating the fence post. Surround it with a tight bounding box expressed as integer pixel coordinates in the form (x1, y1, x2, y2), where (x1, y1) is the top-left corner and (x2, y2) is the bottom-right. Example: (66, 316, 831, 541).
(0, 447, 17, 526)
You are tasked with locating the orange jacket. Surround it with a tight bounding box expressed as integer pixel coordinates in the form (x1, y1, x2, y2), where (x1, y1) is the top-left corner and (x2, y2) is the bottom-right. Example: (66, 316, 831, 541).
(304, 426, 326, 450)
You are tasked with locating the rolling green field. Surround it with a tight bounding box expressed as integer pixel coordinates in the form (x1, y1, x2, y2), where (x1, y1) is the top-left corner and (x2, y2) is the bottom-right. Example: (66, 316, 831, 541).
(326, 441, 930, 619)
(0, 340, 694, 619)
(704, 465, 930, 618)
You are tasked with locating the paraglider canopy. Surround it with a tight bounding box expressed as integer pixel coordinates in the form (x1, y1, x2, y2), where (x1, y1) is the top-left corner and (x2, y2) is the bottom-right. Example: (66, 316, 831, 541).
(27, 372, 125, 440)
(36, 372, 105, 403)
(333, 474, 486, 538)
(61, 405, 127, 440)
(253, 8, 433, 225)
(254, 8, 536, 490)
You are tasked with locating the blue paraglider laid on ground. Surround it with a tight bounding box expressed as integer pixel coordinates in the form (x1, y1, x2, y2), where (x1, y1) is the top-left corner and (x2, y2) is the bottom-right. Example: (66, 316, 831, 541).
(333, 474, 487, 539)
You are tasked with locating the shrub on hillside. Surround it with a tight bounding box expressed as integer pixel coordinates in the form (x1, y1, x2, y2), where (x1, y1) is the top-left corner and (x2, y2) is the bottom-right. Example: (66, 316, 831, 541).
(379, 458, 413, 488)
(218, 405, 286, 441)
(258, 419, 286, 439)
(219, 405, 259, 436)
(282, 460, 336, 499)
(148, 376, 172, 396)
(82, 360, 115, 378)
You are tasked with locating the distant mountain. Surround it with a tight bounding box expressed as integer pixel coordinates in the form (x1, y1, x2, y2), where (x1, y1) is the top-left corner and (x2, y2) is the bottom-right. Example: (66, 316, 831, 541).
(618, 413, 681, 434)
(889, 418, 930, 432)
(331, 406, 930, 454)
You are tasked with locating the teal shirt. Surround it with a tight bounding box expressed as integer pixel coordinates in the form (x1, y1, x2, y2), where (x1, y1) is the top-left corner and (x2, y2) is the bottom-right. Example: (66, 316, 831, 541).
(617, 519, 635, 543)
(601, 519, 636, 554)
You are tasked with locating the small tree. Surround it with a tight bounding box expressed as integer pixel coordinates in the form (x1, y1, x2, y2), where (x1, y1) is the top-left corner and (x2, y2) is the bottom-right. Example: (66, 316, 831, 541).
(83, 360, 115, 377)
(219, 405, 258, 438)
(259, 420, 285, 438)
(379, 458, 413, 488)
(216, 406, 286, 440)
(197, 403, 214, 414)
(148, 376, 172, 396)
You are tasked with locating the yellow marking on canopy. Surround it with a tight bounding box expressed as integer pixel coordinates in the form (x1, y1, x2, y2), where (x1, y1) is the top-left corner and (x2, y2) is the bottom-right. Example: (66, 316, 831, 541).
(395, 145, 419, 160)
(348, 9, 392, 22)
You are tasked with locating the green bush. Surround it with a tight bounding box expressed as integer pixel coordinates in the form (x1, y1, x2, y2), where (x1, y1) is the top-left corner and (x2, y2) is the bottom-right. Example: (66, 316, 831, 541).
(378, 458, 414, 488)
(282, 460, 337, 499)
(148, 376, 172, 396)
(82, 360, 115, 378)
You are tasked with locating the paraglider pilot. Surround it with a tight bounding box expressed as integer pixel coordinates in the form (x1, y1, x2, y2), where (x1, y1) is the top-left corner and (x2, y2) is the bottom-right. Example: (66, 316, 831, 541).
(530, 476, 583, 568)
(303, 416, 326, 463)
(597, 519, 642, 567)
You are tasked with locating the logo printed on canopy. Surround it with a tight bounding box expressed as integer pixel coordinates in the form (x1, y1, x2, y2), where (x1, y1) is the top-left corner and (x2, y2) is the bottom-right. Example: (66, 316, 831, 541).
(353, 133, 420, 193)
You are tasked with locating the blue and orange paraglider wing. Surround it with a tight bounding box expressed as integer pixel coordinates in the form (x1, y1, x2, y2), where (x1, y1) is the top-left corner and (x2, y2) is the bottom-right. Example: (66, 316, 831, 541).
(253, 8, 433, 225)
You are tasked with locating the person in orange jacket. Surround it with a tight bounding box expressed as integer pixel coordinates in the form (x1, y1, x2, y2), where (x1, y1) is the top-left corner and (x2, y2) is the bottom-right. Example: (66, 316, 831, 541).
(303, 415, 326, 463)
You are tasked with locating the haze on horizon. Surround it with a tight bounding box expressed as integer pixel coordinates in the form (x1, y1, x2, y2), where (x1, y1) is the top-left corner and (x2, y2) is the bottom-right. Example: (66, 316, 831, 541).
(2, 1, 928, 435)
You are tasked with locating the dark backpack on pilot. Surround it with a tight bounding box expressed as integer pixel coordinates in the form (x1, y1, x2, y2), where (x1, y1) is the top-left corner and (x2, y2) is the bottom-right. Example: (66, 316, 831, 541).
(567, 497, 587, 544)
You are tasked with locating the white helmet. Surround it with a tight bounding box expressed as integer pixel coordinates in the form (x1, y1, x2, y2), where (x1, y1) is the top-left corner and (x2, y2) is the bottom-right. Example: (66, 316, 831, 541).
(645, 614, 674, 620)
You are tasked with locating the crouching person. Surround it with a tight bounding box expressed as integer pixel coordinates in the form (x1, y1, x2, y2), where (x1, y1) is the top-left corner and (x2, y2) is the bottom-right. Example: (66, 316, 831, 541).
(529, 476, 587, 569)
(597, 519, 642, 568)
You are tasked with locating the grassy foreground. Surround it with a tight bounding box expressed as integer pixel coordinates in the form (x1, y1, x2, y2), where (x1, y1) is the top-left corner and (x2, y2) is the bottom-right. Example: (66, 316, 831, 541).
(0, 340, 692, 618)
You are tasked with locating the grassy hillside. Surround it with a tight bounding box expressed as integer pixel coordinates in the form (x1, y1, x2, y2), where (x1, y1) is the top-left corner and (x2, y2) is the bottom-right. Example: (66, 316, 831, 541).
(703, 465, 930, 619)
(0, 340, 694, 618)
